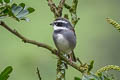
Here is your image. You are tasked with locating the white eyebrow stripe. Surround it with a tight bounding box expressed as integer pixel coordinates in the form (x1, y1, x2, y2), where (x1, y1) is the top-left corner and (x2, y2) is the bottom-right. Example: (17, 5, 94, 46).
(54, 20, 68, 23)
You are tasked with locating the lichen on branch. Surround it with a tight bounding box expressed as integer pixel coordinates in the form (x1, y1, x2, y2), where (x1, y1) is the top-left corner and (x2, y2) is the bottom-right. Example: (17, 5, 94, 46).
(64, 0, 80, 27)
(106, 17, 120, 32)
(47, 0, 83, 80)
(96, 65, 120, 75)
(0, 20, 88, 75)
(47, 0, 65, 18)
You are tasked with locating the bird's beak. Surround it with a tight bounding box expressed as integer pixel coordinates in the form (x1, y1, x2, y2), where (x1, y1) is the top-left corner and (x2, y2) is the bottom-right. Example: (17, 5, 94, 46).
(50, 22, 54, 26)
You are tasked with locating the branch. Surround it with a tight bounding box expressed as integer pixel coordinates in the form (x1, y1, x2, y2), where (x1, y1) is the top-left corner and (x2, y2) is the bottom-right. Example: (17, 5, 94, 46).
(106, 17, 120, 32)
(47, 0, 65, 18)
(64, 0, 80, 27)
(47, 0, 58, 18)
(58, 0, 65, 17)
(0, 21, 88, 73)
(47, 1, 67, 80)
(96, 65, 120, 75)
(56, 59, 66, 80)
(36, 67, 42, 80)
(0, 21, 55, 53)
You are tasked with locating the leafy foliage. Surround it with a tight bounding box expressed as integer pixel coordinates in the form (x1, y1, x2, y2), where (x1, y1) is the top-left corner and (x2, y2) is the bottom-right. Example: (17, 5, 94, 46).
(0, 0, 35, 21)
(82, 74, 100, 80)
(98, 73, 115, 80)
(0, 1, 35, 80)
(74, 61, 118, 80)
(88, 60, 94, 73)
(75, 73, 115, 80)
(74, 77, 81, 80)
(0, 66, 13, 80)
(0, 0, 12, 4)
(4, 0, 11, 3)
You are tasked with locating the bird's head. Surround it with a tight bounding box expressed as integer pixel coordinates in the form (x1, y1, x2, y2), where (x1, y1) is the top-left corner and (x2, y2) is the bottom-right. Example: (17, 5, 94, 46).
(50, 17, 73, 30)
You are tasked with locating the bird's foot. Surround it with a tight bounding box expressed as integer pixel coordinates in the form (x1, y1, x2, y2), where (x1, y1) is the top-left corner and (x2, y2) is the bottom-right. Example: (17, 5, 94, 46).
(55, 50, 60, 56)
(68, 57, 73, 63)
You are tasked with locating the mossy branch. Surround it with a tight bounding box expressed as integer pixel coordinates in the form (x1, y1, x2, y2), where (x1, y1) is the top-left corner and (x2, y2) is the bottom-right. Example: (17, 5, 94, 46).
(0, 20, 88, 77)
(96, 65, 120, 75)
(47, 0, 65, 18)
(106, 17, 120, 32)
(64, 0, 80, 27)
(47, 0, 66, 80)
(47, 0, 85, 80)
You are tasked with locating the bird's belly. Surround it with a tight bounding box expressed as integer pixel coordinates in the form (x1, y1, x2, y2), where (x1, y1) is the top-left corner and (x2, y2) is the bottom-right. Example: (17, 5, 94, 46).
(56, 34, 70, 52)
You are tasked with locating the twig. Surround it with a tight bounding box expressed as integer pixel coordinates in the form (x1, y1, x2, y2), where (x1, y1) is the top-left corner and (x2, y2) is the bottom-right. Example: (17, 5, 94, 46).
(64, 3, 71, 9)
(0, 21, 55, 53)
(0, 21, 87, 73)
(76, 58, 83, 66)
(47, 0, 58, 18)
(58, 0, 65, 17)
(47, 0, 65, 18)
(64, 0, 80, 27)
(106, 17, 120, 32)
(36, 67, 42, 80)
(95, 65, 120, 75)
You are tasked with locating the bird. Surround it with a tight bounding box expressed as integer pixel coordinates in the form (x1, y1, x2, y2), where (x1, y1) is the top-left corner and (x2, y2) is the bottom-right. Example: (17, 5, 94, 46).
(50, 17, 76, 62)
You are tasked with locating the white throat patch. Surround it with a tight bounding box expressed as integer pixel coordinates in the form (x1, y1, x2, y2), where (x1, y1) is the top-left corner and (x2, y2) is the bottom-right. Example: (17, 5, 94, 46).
(53, 25, 69, 30)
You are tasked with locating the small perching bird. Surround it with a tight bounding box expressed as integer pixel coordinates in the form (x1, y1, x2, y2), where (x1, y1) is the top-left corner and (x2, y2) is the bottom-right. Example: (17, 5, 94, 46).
(50, 17, 76, 62)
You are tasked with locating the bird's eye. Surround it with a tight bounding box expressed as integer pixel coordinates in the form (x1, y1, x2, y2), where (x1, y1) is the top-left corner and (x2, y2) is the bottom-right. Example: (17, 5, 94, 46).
(56, 22, 63, 26)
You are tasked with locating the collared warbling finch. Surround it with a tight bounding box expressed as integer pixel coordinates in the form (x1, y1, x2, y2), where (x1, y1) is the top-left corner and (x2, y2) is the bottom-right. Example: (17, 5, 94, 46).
(50, 17, 76, 62)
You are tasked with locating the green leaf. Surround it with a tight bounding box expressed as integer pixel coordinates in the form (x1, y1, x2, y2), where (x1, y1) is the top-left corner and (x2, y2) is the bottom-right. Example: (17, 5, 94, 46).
(88, 60, 94, 73)
(100, 73, 115, 80)
(8, 8, 14, 17)
(11, 3, 17, 13)
(0, 7, 6, 12)
(4, 0, 10, 3)
(16, 9, 29, 18)
(11, 3, 17, 8)
(3, 8, 9, 14)
(0, 0, 3, 3)
(27, 7, 35, 13)
(19, 3, 25, 8)
(0, 66, 13, 80)
(82, 74, 100, 80)
(12, 6, 23, 15)
(74, 77, 81, 80)
(0, 2, 34, 21)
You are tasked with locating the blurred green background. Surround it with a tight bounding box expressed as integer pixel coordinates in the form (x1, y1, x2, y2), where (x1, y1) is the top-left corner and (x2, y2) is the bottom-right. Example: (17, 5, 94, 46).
(0, 0, 120, 80)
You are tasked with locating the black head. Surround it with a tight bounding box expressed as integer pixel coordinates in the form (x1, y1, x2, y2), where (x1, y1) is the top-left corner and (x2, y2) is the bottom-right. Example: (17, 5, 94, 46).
(50, 17, 73, 29)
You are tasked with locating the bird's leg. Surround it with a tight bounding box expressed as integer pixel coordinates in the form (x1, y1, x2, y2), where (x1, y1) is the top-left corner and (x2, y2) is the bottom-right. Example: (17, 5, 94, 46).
(68, 56, 73, 63)
(68, 51, 73, 63)
(56, 50, 60, 56)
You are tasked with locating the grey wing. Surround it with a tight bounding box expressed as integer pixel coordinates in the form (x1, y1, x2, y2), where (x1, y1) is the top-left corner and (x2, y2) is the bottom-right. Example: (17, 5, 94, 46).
(63, 30, 76, 50)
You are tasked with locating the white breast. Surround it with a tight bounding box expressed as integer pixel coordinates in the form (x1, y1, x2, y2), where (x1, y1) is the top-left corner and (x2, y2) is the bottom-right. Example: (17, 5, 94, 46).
(56, 34, 70, 53)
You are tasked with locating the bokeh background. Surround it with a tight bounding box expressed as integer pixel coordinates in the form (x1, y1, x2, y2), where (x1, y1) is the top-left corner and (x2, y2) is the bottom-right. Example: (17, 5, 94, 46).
(0, 0, 120, 80)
